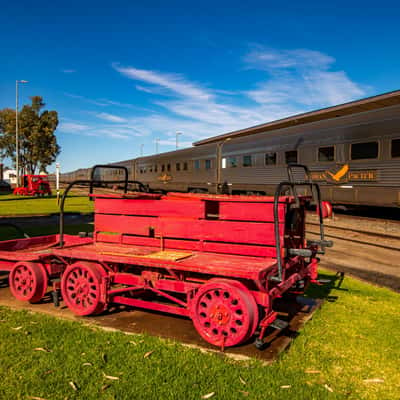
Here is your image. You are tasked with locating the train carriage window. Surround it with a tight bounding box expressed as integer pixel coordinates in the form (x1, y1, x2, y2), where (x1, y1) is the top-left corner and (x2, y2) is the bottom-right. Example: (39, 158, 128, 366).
(228, 156, 237, 168)
(285, 150, 298, 164)
(243, 155, 252, 167)
(205, 159, 212, 170)
(318, 146, 335, 162)
(194, 160, 200, 169)
(265, 152, 277, 165)
(176, 162, 181, 171)
(351, 141, 378, 160)
(183, 162, 188, 171)
(391, 139, 400, 158)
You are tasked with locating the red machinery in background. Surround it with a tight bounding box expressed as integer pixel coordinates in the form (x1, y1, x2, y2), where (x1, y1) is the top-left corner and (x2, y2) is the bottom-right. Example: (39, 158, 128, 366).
(0, 164, 332, 349)
(13, 174, 52, 196)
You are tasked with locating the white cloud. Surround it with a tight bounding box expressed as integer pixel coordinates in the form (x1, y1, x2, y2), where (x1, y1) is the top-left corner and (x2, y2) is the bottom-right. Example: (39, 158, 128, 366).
(244, 47, 365, 107)
(59, 122, 90, 132)
(244, 48, 335, 70)
(113, 63, 213, 101)
(96, 112, 127, 123)
(61, 69, 76, 74)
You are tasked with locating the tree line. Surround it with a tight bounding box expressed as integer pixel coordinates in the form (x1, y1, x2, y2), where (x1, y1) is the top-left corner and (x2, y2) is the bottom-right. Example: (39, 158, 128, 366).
(0, 96, 60, 175)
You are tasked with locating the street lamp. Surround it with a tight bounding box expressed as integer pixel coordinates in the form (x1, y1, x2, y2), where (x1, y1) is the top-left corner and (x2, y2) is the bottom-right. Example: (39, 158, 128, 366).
(155, 138, 160, 154)
(140, 144, 144, 156)
(216, 137, 231, 193)
(176, 131, 182, 149)
(15, 80, 28, 186)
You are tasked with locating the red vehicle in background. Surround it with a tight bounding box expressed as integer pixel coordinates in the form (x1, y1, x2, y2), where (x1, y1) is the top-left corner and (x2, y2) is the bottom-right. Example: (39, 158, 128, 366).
(13, 174, 52, 196)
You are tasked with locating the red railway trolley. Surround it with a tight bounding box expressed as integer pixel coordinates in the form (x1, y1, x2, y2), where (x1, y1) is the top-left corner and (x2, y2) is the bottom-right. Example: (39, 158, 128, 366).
(0, 164, 332, 349)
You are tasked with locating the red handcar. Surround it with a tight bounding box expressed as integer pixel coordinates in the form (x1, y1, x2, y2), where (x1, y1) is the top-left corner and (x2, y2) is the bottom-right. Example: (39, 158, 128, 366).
(13, 174, 52, 196)
(0, 165, 332, 349)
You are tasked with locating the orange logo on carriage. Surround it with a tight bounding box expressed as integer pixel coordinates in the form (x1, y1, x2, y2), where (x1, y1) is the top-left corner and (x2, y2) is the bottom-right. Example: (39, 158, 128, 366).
(157, 173, 172, 183)
(325, 164, 349, 183)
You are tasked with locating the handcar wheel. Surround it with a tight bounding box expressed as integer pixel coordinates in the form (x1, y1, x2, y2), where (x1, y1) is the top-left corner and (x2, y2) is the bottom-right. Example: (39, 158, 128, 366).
(9, 262, 48, 303)
(190, 280, 259, 348)
(61, 262, 108, 316)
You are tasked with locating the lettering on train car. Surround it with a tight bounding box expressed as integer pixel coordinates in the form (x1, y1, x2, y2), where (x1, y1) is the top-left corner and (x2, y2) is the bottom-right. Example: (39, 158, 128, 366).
(311, 165, 377, 183)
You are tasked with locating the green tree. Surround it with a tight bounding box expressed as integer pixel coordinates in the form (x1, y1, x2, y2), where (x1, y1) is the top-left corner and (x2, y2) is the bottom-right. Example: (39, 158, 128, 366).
(0, 96, 60, 174)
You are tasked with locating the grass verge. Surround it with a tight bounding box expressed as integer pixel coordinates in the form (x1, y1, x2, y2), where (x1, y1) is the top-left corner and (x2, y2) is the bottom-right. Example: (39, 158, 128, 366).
(0, 193, 93, 216)
(0, 269, 399, 399)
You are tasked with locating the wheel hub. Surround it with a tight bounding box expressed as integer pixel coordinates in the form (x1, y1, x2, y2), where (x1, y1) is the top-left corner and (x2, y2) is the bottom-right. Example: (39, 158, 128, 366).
(210, 304, 231, 325)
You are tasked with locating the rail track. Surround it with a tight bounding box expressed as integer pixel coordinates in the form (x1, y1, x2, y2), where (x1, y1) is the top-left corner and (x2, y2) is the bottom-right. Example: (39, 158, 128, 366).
(307, 214, 400, 292)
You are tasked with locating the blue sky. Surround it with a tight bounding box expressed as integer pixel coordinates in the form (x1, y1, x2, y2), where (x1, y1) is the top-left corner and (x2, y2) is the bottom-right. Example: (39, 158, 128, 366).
(1, 0, 399, 172)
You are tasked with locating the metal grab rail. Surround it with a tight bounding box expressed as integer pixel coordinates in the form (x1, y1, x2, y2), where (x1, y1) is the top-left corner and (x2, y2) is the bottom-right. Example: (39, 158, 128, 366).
(59, 164, 149, 247)
(271, 164, 326, 282)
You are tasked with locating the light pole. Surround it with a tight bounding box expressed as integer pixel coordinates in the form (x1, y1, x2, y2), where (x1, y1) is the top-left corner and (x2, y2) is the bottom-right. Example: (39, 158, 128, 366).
(155, 138, 160, 154)
(216, 137, 231, 193)
(15, 80, 28, 186)
(140, 144, 144, 156)
(176, 131, 182, 149)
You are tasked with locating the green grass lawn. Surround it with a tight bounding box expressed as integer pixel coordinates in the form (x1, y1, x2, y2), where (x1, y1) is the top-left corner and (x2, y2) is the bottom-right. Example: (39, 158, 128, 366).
(0, 193, 93, 216)
(0, 270, 399, 400)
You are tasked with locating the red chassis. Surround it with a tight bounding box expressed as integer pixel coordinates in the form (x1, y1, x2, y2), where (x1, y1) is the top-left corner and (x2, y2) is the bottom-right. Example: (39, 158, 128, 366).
(0, 190, 330, 349)
(13, 174, 52, 196)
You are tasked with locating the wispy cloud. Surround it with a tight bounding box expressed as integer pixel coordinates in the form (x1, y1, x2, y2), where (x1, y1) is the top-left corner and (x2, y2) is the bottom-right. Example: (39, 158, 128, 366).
(61, 69, 76, 74)
(244, 47, 365, 106)
(64, 92, 150, 111)
(113, 63, 213, 101)
(59, 121, 90, 132)
(96, 112, 127, 123)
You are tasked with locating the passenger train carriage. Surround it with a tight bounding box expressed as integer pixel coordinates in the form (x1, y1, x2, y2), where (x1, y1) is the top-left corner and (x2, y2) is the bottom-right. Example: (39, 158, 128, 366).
(62, 90, 400, 207)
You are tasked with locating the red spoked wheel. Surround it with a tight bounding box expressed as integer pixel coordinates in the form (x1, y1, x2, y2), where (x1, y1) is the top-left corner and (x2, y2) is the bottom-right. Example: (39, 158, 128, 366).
(61, 262, 108, 316)
(190, 279, 259, 348)
(9, 262, 48, 303)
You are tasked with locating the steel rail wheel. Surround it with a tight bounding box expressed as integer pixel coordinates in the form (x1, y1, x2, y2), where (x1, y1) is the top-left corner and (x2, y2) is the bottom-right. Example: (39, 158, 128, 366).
(190, 280, 259, 348)
(9, 262, 48, 303)
(61, 262, 108, 316)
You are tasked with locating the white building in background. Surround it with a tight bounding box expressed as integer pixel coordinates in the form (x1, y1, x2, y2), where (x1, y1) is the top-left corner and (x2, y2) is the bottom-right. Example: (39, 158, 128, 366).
(4, 169, 17, 185)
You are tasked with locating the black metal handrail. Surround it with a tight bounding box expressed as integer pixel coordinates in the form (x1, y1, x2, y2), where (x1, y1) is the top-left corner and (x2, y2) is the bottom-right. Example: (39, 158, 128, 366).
(271, 164, 326, 282)
(59, 164, 148, 247)
(89, 164, 129, 196)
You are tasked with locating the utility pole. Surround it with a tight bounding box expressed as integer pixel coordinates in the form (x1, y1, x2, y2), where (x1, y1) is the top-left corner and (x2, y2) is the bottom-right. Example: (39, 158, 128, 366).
(15, 80, 28, 186)
(56, 163, 60, 204)
(155, 138, 159, 154)
(140, 144, 144, 156)
(176, 131, 182, 149)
